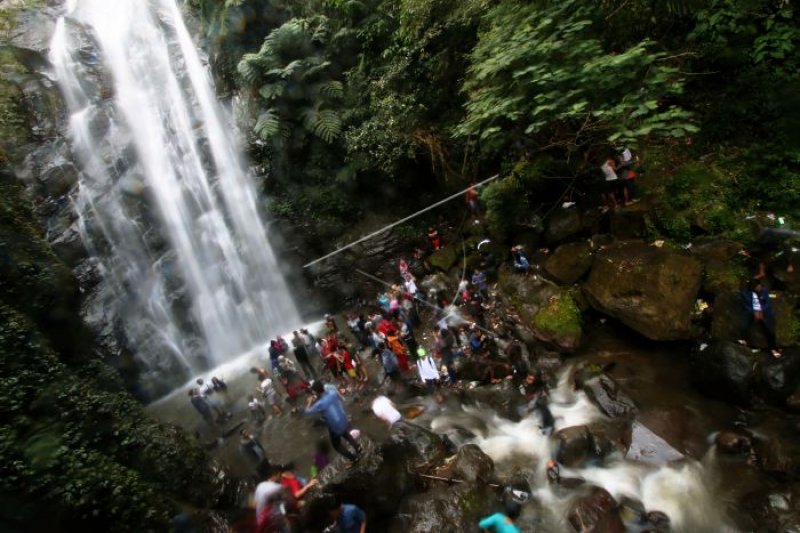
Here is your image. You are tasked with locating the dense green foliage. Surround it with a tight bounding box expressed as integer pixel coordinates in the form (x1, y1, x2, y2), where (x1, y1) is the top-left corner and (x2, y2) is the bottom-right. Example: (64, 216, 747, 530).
(0, 172, 229, 531)
(192, 0, 800, 247)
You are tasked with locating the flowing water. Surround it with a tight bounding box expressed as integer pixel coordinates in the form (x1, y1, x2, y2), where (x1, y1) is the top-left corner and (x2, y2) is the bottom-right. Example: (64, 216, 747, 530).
(49, 0, 300, 389)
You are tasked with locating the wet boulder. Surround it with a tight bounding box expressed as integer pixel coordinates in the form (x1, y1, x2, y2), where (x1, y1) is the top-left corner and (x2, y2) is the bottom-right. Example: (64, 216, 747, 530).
(567, 486, 625, 533)
(715, 430, 752, 455)
(545, 241, 594, 285)
(315, 430, 446, 517)
(609, 207, 648, 240)
(553, 421, 631, 468)
(531, 292, 583, 353)
(428, 244, 459, 273)
(691, 239, 744, 295)
(711, 291, 745, 342)
(582, 374, 638, 420)
(434, 443, 495, 484)
(754, 436, 799, 479)
(758, 350, 800, 403)
(626, 421, 684, 465)
(690, 341, 755, 405)
(390, 483, 495, 533)
(545, 208, 582, 244)
(583, 242, 703, 341)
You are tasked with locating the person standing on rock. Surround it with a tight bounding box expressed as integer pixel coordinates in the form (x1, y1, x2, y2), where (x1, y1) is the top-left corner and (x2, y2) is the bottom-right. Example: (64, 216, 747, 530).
(304, 380, 362, 464)
(741, 277, 782, 358)
(189, 388, 214, 425)
(268, 340, 282, 372)
(436, 327, 458, 384)
(511, 246, 530, 274)
(600, 154, 620, 210)
(292, 330, 317, 380)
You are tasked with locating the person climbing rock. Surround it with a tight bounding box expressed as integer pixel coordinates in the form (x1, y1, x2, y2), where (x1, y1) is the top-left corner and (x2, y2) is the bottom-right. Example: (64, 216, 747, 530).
(326, 501, 367, 533)
(254, 463, 288, 533)
(478, 500, 522, 533)
(304, 380, 362, 463)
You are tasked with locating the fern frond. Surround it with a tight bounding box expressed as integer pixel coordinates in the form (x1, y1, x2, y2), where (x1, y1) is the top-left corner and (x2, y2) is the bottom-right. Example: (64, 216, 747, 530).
(258, 83, 286, 101)
(254, 110, 281, 141)
(302, 108, 342, 143)
(318, 80, 344, 100)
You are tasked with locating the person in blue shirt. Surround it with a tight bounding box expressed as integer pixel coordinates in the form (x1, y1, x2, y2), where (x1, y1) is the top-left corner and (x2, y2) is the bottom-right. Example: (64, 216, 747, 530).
(472, 268, 489, 299)
(328, 502, 367, 533)
(741, 277, 781, 357)
(479, 501, 521, 533)
(511, 246, 530, 274)
(304, 380, 362, 462)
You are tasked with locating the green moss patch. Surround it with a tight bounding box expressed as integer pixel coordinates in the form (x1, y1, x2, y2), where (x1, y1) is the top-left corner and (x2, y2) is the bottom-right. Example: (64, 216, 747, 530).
(533, 293, 582, 339)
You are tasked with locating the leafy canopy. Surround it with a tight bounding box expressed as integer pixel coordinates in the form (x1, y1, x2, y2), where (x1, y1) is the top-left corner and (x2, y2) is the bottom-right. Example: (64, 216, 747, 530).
(455, 0, 697, 155)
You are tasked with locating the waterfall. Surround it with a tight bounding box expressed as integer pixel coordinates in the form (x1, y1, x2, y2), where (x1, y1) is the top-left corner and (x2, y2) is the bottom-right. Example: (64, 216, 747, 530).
(49, 0, 301, 392)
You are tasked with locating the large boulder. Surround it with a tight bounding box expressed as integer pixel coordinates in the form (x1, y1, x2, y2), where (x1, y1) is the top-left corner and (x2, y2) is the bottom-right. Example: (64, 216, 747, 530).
(711, 290, 745, 342)
(758, 350, 800, 403)
(582, 374, 638, 420)
(609, 208, 648, 240)
(584, 242, 703, 340)
(428, 244, 460, 273)
(567, 486, 625, 533)
(531, 292, 583, 353)
(545, 208, 582, 244)
(553, 421, 631, 468)
(545, 241, 594, 284)
(691, 239, 744, 295)
(690, 342, 756, 405)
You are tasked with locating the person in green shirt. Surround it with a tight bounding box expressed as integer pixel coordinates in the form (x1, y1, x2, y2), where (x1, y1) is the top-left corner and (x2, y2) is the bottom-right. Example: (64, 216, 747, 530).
(479, 501, 522, 533)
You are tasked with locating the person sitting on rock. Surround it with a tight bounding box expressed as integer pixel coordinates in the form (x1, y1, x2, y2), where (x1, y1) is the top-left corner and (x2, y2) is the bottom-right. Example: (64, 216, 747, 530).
(478, 500, 521, 533)
(741, 277, 782, 358)
(511, 246, 530, 274)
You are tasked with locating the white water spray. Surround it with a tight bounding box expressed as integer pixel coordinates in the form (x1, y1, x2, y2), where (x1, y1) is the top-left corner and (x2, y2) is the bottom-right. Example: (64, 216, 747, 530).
(432, 369, 735, 532)
(50, 0, 300, 385)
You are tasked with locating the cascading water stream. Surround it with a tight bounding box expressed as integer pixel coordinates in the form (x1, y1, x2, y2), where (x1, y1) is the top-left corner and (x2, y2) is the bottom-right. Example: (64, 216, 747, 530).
(430, 367, 736, 532)
(49, 0, 300, 391)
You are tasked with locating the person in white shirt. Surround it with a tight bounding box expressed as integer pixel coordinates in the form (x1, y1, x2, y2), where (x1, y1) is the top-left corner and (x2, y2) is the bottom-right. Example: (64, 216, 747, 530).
(416, 349, 441, 394)
(371, 395, 402, 429)
(260, 377, 283, 416)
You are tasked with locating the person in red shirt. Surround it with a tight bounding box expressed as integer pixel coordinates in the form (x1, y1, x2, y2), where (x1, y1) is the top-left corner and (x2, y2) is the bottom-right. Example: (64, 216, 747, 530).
(465, 182, 480, 214)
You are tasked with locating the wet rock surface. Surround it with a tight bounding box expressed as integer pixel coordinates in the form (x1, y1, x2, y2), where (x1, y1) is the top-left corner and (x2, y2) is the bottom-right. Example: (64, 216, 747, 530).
(584, 242, 703, 340)
(567, 485, 625, 533)
(545, 241, 594, 284)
